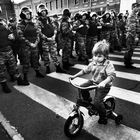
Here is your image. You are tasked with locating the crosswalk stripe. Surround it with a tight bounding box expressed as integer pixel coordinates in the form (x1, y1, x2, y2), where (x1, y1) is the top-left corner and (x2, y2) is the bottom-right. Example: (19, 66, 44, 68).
(72, 64, 140, 82)
(109, 54, 140, 60)
(47, 72, 140, 105)
(14, 81, 140, 140)
(121, 51, 140, 55)
(12, 47, 140, 139)
(110, 60, 140, 68)
(135, 48, 140, 51)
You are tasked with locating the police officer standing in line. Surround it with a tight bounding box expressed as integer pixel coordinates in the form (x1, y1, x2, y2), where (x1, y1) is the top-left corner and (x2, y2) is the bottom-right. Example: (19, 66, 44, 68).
(59, 9, 74, 70)
(8, 17, 19, 64)
(36, 3, 66, 74)
(124, 2, 140, 68)
(17, 6, 44, 85)
(0, 10, 29, 93)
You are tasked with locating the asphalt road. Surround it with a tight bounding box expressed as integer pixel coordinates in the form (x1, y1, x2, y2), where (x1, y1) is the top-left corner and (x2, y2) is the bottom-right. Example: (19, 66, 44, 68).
(0, 48, 140, 140)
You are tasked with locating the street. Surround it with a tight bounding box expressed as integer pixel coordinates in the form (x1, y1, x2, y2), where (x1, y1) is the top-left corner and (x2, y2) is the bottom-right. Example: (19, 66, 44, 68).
(0, 48, 140, 140)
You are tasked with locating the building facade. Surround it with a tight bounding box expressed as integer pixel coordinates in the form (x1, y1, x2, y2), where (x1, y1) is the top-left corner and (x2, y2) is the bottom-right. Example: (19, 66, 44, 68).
(0, 0, 15, 21)
(14, 0, 120, 20)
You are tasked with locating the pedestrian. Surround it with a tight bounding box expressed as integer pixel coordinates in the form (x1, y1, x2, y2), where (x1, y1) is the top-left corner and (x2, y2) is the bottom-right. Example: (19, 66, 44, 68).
(36, 3, 65, 74)
(70, 40, 116, 124)
(0, 12, 29, 93)
(17, 6, 44, 85)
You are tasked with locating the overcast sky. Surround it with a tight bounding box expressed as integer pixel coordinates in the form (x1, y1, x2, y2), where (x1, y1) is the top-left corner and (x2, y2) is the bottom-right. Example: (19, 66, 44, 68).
(13, 0, 26, 4)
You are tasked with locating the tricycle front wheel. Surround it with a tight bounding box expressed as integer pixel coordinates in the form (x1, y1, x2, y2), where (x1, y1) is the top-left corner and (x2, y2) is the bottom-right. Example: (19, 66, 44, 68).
(64, 114, 84, 137)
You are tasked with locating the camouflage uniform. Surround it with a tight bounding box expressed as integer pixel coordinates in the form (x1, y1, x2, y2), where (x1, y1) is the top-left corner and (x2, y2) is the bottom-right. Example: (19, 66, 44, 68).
(73, 18, 88, 63)
(100, 13, 112, 42)
(59, 16, 74, 69)
(17, 6, 44, 84)
(109, 17, 121, 52)
(124, 3, 140, 68)
(86, 15, 98, 59)
(36, 3, 65, 73)
(0, 19, 28, 93)
(0, 48, 20, 83)
(37, 16, 60, 67)
(8, 18, 20, 63)
(17, 20, 40, 74)
(118, 13, 127, 48)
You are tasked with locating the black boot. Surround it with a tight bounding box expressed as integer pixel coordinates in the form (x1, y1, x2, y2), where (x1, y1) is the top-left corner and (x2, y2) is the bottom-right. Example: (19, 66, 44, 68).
(46, 66, 51, 74)
(1, 82, 11, 93)
(57, 49, 61, 56)
(56, 64, 66, 73)
(70, 54, 76, 59)
(17, 76, 30, 86)
(85, 59, 89, 65)
(22, 74, 30, 85)
(62, 62, 69, 70)
(10, 75, 16, 82)
(35, 70, 44, 78)
(67, 61, 74, 67)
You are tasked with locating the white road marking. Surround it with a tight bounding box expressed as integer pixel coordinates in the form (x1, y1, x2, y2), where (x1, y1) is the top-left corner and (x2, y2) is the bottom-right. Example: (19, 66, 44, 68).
(135, 48, 140, 51)
(14, 82, 140, 140)
(109, 54, 140, 60)
(111, 60, 140, 68)
(0, 112, 24, 140)
(47, 72, 140, 105)
(121, 51, 140, 55)
(72, 64, 140, 82)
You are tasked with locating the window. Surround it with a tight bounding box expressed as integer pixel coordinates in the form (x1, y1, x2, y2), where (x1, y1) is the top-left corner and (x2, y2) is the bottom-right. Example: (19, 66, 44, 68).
(60, 0, 63, 8)
(75, 0, 79, 5)
(50, 1, 52, 10)
(46, 2, 48, 8)
(56, 0, 58, 9)
(35, 5, 37, 12)
(83, 0, 88, 3)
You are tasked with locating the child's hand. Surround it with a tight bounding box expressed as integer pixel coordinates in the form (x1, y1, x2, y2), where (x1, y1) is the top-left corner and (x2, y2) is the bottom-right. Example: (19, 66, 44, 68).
(98, 81, 106, 88)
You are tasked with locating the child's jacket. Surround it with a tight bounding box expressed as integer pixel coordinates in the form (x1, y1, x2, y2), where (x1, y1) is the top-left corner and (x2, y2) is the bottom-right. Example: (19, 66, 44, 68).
(83, 59, 116, 87)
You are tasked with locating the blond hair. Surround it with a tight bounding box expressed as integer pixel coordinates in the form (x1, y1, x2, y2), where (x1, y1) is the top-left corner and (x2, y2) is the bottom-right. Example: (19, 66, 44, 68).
(92, 40, 109, 58)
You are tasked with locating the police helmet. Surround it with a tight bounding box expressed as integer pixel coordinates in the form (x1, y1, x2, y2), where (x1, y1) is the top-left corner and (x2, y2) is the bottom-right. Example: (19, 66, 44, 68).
(63, 9, 71, 17)
(90, 12, 97, 17)
(37, 3, 48, 16)
(20, 6, 32, 20)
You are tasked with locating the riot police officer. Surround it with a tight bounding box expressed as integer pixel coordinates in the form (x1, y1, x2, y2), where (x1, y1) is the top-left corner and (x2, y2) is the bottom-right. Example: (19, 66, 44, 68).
(17, 6, 44, 85)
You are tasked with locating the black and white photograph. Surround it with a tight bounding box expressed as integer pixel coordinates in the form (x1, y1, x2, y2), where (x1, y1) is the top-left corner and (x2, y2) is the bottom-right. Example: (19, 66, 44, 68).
(0, 0, 140, 140)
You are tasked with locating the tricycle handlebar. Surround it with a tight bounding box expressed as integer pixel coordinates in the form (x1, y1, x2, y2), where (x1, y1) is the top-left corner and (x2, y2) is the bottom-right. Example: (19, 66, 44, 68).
(69, 77, 98, 90)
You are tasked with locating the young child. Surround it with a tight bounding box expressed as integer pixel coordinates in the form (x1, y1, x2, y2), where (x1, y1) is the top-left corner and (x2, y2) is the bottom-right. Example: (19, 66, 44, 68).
(70, 40, 116, 124)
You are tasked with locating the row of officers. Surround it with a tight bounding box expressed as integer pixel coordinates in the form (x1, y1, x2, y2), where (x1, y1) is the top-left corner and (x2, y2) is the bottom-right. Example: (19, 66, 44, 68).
(0, 3, 139, 93)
